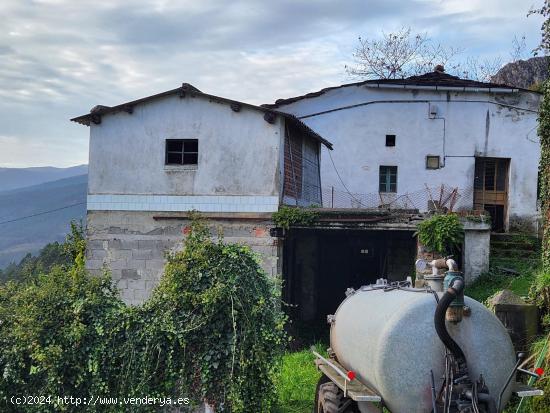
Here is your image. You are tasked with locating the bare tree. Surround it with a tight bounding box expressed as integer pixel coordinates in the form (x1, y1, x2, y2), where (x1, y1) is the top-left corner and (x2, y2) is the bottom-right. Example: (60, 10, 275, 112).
(459, 56, 503, 82)
(510, 34, 527, 62)
(346, 27, 461, 79)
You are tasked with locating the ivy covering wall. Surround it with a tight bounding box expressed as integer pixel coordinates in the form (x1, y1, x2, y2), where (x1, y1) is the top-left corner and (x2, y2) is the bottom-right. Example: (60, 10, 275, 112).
(540, 80, 550, 271)
(0, 218, 286, 412)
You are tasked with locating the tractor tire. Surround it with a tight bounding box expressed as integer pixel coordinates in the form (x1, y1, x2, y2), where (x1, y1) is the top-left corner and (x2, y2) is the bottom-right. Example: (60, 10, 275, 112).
(314, 375, 357, 413)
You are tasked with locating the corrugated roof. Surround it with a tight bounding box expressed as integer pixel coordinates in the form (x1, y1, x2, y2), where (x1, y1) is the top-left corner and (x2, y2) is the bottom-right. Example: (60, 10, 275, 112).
(262, 70, 535, 109)
(71, 83, 333, 149)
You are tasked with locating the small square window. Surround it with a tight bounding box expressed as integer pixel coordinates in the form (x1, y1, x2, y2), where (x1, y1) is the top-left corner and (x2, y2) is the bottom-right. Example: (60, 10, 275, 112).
(426, 155, 440, 169)
(165, 139, 198, 165)
(385, 134, 396, 147)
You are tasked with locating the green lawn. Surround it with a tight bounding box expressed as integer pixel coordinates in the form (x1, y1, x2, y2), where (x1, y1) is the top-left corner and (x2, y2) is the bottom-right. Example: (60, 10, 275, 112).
(273, 344, 325, 413)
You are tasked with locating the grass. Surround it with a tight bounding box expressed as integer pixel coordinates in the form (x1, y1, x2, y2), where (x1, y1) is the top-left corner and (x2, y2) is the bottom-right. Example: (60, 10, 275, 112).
(467, 239, 541, 304)
(273, 344, 325, 413)
(466, 266, 539, 304)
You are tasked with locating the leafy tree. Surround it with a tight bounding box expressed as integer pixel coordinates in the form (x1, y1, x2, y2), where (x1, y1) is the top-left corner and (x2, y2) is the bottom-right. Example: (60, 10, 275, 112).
(63, 221, 86, 263)
(0, 221, 83, 284)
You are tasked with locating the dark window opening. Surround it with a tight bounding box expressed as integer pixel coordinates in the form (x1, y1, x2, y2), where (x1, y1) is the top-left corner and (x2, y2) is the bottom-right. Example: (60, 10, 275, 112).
(165, 139, 198, 165)
(484, 204, 505, 232)
(385, 134, 396, 147)
(474, 158, 509, 192)
(379, 165, 397, 193)
(426, 155, 440, 169)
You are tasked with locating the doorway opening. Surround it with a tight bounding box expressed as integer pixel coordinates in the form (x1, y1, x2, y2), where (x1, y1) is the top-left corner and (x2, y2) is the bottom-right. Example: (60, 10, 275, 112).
(473, 157, 510, 232)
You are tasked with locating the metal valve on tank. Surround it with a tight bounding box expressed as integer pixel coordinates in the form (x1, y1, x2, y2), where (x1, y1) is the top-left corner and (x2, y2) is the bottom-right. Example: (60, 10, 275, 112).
(416, 258, 465, 322)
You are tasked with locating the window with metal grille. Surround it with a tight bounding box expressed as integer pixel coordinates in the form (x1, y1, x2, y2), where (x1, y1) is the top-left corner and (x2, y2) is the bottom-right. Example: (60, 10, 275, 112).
(165, 139, 198, 165)
(385, 134, 396, 146)
(379, 165, 397, 193)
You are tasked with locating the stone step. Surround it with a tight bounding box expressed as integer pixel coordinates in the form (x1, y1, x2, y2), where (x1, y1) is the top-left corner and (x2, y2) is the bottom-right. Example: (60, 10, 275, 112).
(490, 240, 539, 251)
(490, 233, 540, 243)
(489, 256, 541, 266)
(490, 249, 538, 259)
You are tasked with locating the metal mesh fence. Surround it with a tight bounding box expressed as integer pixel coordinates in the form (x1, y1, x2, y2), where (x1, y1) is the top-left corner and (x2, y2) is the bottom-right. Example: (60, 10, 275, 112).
(319, 184, 475, 212)
(282, 138, 476, 213)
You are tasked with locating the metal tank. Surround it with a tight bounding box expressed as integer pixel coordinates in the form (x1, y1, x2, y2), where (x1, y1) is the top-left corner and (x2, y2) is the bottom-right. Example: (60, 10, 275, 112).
(329, 287, 515, 413)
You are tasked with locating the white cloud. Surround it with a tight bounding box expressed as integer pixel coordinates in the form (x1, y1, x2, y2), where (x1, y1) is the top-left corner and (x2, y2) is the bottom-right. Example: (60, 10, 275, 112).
(0, 0, 544, 167)
(0, 135, 87, 167)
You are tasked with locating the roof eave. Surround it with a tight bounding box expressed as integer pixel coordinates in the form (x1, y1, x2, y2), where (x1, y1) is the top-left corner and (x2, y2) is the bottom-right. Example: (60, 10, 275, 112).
(70, 85, 333, 150)
(365, 83, 520, 94)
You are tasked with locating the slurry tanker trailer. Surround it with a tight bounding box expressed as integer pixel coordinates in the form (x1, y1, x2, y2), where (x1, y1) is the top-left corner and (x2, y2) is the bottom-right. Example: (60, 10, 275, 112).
(313, 259, 544, 413)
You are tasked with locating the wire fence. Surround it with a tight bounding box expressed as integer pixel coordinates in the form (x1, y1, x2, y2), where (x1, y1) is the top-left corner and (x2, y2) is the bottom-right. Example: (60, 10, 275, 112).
(318, 184, 476, 212)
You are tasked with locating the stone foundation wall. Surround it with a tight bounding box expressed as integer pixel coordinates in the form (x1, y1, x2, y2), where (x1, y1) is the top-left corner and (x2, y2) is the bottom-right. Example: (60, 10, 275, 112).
(86, 211, 281, 305)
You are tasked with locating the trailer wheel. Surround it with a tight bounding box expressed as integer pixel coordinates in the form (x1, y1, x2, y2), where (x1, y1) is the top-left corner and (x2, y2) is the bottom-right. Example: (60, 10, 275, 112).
(314, 375, 357, 413)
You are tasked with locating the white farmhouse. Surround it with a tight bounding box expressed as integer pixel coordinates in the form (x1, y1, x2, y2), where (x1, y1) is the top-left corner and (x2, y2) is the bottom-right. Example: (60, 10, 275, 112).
(72, 83, 331, 304)
(72, 69, 540, 321)
(265, 67, 542, 232)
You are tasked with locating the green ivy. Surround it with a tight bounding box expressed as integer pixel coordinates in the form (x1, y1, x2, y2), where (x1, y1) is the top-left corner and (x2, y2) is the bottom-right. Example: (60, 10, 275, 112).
(415, 213, 464, 256)
(0, 217, 287, 412)
(539, 80, 550, 271)
(272, 206, 318, 230)
(464, 214, 491, 225)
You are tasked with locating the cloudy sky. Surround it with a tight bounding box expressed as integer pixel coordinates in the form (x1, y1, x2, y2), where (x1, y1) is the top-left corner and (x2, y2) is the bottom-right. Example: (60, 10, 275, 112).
(0, 0, 544, 167)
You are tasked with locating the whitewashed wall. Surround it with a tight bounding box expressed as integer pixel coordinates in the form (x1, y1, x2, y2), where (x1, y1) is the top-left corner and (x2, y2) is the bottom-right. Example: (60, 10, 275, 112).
(85, 94, 291, 304)
(275, 85, 541, 228)
(88, 94, 285, 213)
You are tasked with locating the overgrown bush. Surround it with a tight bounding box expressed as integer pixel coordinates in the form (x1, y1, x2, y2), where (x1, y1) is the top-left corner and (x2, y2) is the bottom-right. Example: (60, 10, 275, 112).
(524, 270, 550, 413)
(530, 73, 550, 412)
(415, 213, 464, 256)
(526, 335, 550, 412)
(0, 217, 287, 412)
(147, 217, 287, 412)
(529, 271, 550, 328)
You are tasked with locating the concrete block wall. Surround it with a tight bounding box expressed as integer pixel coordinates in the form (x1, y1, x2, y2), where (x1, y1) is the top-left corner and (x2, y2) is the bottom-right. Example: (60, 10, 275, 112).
(86, 211, 280, 305)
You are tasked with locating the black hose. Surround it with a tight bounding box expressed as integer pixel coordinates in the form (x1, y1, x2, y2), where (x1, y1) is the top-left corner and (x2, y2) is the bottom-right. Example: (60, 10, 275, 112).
(434, 279, 466, 364)
(465, 390, 497, 413)
(476, 392, 497, 413)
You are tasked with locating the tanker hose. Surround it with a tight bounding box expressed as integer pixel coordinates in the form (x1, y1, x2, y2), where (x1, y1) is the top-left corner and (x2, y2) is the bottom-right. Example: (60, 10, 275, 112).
(477, 393, 497, 413)
(434, 278, 466, 364)
(476, 393, 497, 413)
(466, 390, 497, 413)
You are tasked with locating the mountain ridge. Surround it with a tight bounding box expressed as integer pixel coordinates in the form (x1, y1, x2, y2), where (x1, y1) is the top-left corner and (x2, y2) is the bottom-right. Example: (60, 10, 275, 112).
(491, 56, 549, 90)
(0, 164, 88, 192)
(0, 173, 87, 268)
